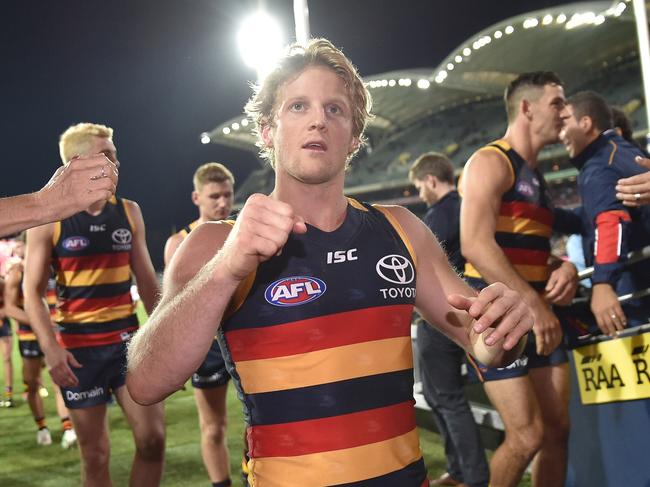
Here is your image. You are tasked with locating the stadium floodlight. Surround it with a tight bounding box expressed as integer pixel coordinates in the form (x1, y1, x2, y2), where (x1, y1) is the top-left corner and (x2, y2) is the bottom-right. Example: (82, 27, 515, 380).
(237, 11, 285, 80)
(494, 30, 503, 39)
(556, 13, 567, 23)
(542, 14, 553, 25)
(200, 133, 211, 144)
(417, 78, 431, 89)
(232, 122, 240, 130)
(462, 47, 471, 56)
(455, 55, 463, 63)
(505, 25, 514, 34)
(523, 18, 539, 29)
(222, 127, 231, 135)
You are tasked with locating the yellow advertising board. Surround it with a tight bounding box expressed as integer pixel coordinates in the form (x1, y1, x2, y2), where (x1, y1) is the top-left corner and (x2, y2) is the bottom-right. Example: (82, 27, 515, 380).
(572, 332, 650, 404)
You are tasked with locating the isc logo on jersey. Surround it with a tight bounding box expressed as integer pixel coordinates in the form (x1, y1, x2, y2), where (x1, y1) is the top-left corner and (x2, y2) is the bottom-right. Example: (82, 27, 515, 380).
(62, 236, 90, 251)
(265, 276, 327, 307)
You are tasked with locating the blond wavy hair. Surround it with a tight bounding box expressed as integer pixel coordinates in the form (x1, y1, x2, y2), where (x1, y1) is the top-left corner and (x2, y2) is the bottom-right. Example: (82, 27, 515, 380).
(244, 38, 372, 168)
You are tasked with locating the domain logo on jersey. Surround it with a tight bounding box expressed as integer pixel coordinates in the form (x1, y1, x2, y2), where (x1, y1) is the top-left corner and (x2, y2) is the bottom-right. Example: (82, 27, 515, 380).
(264, 276, 326, 307)
(62, 236, 90, 251)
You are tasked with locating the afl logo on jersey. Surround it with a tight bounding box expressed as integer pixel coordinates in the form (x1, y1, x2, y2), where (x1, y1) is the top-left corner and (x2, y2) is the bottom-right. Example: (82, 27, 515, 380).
(516, 180, 535, 198)
(264, 276, 326, 307)
(62, 236, 90, 251)
(376, 254, 414, 284)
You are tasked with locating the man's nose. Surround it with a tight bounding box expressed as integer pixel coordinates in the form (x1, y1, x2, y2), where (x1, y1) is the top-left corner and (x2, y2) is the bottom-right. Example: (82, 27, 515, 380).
(309, 107, 327, 130)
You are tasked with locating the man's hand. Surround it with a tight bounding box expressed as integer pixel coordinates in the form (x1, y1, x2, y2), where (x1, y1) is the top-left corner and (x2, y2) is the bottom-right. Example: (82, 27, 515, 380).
(43, 343, 82, 388)
(448, 282, 533, 352)
(219, 194, 307, 281)
(616, 155, 650, 207)
(590, 283, 626, 336)
(545, 260, 579, 306)
(39, 154, 118, 219)
(528, 295, 563, 356)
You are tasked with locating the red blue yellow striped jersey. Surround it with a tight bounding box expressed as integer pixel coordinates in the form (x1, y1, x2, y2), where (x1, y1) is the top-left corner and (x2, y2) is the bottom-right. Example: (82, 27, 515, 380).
(464, 140, 553, 291)
(51, 196, 138, 349)
(219, 198, 428, 487)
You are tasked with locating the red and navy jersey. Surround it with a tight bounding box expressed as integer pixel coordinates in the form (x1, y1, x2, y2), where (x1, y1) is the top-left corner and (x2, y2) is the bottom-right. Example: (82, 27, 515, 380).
(571, 130, 650, 286)
(219, 199, 427, 486)
(464, 139, 554, 291)
(51, 196, 138, 349)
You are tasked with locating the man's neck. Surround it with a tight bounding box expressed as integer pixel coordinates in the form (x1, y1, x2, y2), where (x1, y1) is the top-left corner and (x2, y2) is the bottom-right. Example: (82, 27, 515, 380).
(503, 124, 546, 167)
(86, 200, 107, 216)
(434, 184, 455, 202)
(271, 176, 348, 232)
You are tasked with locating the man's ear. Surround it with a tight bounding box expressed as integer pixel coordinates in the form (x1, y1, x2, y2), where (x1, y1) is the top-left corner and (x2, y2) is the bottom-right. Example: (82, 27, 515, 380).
(521, 99, 533, 121)
(348, 136, 360, 154)
(580, 116, 594, 134)
(191, 191, 200, 207)
(261, 123, 273, 148)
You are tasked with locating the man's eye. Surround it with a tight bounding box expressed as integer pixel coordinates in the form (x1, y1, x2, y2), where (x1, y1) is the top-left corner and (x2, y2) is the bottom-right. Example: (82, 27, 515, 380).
(291, 102, 304, 111)
(328, 105, 341, 114)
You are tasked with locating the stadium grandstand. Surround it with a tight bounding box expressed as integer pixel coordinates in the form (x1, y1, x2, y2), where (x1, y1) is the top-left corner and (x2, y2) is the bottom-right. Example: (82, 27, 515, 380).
(200, 2, 650, 485)
(202, 0, 647, 214)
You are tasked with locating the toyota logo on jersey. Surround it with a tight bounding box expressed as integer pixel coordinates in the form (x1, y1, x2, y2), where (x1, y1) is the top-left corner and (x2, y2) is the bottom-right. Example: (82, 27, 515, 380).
(264, 276, 327, 307)
(376, 254, 414, 284)
(111, 228, 132, 244)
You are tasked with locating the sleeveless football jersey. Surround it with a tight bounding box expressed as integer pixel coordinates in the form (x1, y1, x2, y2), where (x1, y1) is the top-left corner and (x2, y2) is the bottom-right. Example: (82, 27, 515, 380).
(179, 220, 199, 238)
(219, 199, 427, 487)
(52, 196, 138, 349)
(464, 140, 554, 291)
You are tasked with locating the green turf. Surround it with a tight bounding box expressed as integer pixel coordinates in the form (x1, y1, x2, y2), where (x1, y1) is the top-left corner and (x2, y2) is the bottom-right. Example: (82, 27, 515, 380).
(0, 307, 530, 486)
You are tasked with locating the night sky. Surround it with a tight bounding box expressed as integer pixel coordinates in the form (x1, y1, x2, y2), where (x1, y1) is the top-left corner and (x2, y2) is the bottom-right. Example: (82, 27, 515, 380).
(1, 0, 567, 268)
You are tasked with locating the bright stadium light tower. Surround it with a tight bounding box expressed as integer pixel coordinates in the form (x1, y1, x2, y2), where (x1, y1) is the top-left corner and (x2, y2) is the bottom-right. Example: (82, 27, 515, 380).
(237, 10, 285, 81)
(632, 0, 650, 151)
(293, 0, 310, 44)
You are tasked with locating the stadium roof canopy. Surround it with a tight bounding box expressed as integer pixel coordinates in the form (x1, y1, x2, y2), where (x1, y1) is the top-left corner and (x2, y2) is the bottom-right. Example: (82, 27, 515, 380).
(201, 0, 642, 155)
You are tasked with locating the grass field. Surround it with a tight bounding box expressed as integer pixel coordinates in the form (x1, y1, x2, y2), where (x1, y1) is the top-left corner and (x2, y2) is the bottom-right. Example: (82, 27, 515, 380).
(0, 310, 530, 486)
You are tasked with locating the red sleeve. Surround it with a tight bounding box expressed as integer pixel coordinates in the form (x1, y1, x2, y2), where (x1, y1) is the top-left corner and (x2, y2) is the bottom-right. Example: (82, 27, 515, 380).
(594, 210, 630, 264)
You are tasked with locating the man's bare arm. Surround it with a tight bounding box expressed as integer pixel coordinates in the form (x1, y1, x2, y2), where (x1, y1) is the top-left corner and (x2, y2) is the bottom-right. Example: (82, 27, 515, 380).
(163, 232, 184, 267)
(126, 193, 307, 405)
(125, 201, 160, 315)
(460, 150, 562, 356)
(388, 206, 531, 367)
(24, 224, 81, 387)
(0, 155, 117, 237)
(4, 265, 30, 324)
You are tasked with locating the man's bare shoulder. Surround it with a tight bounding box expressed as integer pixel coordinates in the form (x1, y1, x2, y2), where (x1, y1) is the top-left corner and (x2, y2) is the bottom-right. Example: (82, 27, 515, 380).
(379, 205, 438, 251)
(378, 204, 421, 232)
(462, 147, 513, 195)
(26, 221, 55, 241)
(165, 221, 233, 285)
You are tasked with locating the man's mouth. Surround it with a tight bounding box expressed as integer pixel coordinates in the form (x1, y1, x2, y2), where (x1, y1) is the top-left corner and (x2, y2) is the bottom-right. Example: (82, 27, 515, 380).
(303, 141, 327, 152)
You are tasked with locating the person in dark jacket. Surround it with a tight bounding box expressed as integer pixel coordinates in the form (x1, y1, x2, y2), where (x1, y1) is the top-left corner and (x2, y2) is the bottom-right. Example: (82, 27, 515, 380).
(561, 91, 650, 335)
